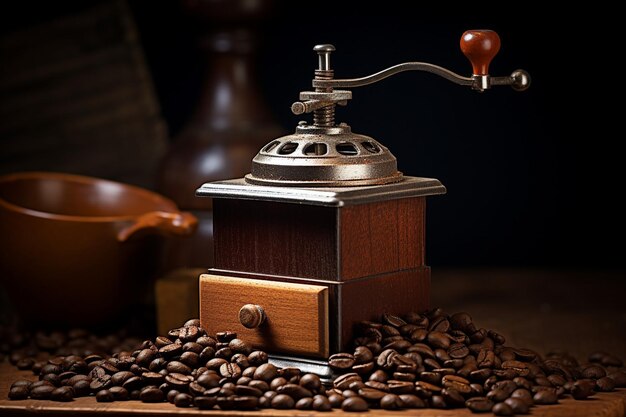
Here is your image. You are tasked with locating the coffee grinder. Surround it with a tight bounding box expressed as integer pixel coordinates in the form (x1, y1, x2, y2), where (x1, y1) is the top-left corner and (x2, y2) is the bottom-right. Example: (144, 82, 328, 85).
(196, 30, 530, 378)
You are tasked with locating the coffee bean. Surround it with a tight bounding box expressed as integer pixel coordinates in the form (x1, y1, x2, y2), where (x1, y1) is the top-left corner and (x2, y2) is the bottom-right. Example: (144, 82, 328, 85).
(501, 360, 530, 377)
(249, 380, 270, 392)
(140, 385, 164, 403)
(387, 380, 414, 394)
(334, 373, 361, 390)
(465, 396, 493, 413)
(430, 395, 447, 409)
(72, 380, 91, 397)
(298, 373, 321, 392)
(228, 338, 252, 355)
(450, 312, 476, 333)
(293, 397, 312, 410)
(354, 346, 374, 364)
(341, 396, 368, 412)
(179, 326, 200, 343)
(533, 389, 558, 405)
(609, 371, 626, 387)
(271, 393, 295, 409)
(511, 388, 533, 403)
(219, 362, 242, 379)
(16, 357, 34, 370)
(254, 363, 278, 382)
(277, 383, 312, 400)
(396, 394, 423, 408)
(596, 376, 616, 392)
(492, 402, 514, 416)
(206, 358, 227, 371)
(96, 389, 114, 402)
(174, 393, 194, 407)
(194, 396, 217, 409)
(329, 352, 355, 370)
(427, 331, 451, 349)
(312, 394, 332, 411)
(248, 351, 268, 366)
(448, 342, 470, 359)
(50, 386, 74, 402)
(109, 386, 129, 401)
(505, 397, 530, 414)
(234, 396, 259, 410)
(8, 386, 29, 400)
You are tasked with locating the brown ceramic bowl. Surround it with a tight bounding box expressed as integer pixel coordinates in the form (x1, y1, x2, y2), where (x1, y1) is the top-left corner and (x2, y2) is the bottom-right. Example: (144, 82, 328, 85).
(0, 172, 197, 326)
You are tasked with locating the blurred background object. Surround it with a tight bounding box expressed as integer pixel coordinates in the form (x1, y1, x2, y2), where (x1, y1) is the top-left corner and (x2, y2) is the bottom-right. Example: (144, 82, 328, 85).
(0, 1, 167, 189)
(157, 0, 283, 269)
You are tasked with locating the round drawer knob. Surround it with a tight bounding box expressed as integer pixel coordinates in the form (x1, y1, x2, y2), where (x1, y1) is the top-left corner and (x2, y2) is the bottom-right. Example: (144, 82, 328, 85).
(239, 304, 266, 329)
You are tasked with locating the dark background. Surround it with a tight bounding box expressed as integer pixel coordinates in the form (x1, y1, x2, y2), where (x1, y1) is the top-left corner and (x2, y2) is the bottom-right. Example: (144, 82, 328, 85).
(2, 1, 624, 269)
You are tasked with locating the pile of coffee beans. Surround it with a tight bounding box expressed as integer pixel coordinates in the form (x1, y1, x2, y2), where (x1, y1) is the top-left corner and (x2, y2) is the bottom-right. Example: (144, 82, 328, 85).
(7, 319, 333, 411)
(326, 309, 626, 414)
(6, 311, 626, 415)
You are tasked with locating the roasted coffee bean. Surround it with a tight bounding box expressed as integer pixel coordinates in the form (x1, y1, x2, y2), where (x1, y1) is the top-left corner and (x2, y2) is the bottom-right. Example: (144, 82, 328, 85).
(292, 397, 312, 410)
(511, 388, 533, 403)
(248, 350, 268, 366)
(158, 343, 182, 359)
(357, 387, 386, 401)
(487, 388, 509, 403)
(90, 374, 112, 392)
(165, 373, 192, 389)
(194, 396, 217, 409)
(361, 381, 385, 392)
(254, 363, 278, 382)
(379, 393, 402, 410)
(121, 376, 144, 392)
(140, 386, 165, 403)
(354, 346, 374, 364)
(427, 331, 451, 349)
(505, 397, 530, 414)
(109, 386, 129, 401)
(174, 393, 194, 407)
(8, 386, 29, 400)
(16, 357, 35, 370)
(442, 388, 465, 407)
(270, 377, 288, 390)
(449, 312, 476, 333)
(228, 338, 252, 355)
(166, 390, 180, 403)
(609, 371, 626, 387)
(448, 342, 470, 359)
(234, 395, 259, 410)
(547, 373, 567, 387)
(329, 352, 355, 370)
(206, 358, 227, 371)
(465, 396, 494, 413)
(430, 395, 447, 409)
(596, 376, 616, 392)
(387, 380, 414, 394)
(501, 360, 530, 377)
(135, 349, 156, 367)
(533, 389, 558, 405)
(311, 394, 332, 411)
(50, 386, 74, 402)
(341, 396, 369, 412)
(492, 402, 514, 416)
(219, 362, 241, 379)
(271, 393, 295, 409)
(334, 373, 361, 390)
(199, 346, 216, 362)
(277, 383, 312, 400)
(247, 380, 269, 393)
(72, 380, 91, 397)
(299, 373, 321, 392)
(179, 326, 200, 343)
(96, 389, 114, 402)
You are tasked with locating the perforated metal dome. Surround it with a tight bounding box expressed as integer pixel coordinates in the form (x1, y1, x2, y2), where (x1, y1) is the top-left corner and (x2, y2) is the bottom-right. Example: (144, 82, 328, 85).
(244, 124, 402, 187)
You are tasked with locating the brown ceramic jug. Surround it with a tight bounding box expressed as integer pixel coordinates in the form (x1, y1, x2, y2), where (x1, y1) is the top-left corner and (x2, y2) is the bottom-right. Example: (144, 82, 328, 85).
(0, 172, 197, 326)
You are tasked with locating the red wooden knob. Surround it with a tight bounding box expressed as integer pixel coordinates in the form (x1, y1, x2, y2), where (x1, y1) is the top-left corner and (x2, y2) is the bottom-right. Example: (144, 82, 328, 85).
(460, 30, 501, 76)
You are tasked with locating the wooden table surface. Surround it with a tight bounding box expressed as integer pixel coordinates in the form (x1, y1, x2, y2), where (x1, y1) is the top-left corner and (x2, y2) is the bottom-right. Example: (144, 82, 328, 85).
(1, 269, 626, 416)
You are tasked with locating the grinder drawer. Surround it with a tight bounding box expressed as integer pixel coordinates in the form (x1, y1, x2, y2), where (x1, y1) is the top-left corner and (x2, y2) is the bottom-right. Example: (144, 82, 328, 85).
(199, 274, 329, 357)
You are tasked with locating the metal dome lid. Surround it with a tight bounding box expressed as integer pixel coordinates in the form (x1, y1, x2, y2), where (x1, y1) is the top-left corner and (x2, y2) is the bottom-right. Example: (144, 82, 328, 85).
(245, 123, 402, 187)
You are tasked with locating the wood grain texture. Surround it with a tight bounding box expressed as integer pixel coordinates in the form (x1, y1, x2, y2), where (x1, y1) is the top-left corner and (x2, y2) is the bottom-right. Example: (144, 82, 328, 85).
(339, 268, 430, 351)
(200, 274, 329, 357)
(1, 362, 625, 416)
(213, 199, 338, 280)
(340, 198, 425, 280)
